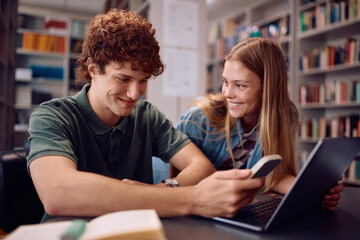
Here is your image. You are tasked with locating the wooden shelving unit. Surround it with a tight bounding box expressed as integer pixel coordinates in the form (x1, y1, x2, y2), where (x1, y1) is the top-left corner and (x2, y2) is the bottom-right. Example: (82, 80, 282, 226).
(13, 5, 93, 149)
(295, 0, 360, 185)
(0, 0, 18, 150)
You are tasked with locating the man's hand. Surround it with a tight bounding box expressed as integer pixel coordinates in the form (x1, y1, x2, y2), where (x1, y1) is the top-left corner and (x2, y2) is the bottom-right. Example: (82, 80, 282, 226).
(322, 182, 343, 211)
(189, 169, 265, 218)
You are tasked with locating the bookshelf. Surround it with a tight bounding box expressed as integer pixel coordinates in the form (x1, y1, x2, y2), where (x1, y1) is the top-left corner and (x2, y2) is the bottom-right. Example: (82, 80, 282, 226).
(14, 5, 93, 149)
(295, 0, 360, 185)
(0, 0, 17, 150)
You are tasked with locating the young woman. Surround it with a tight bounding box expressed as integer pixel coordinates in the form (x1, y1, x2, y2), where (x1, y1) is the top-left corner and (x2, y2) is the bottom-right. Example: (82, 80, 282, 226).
(176, 37, 342, 210)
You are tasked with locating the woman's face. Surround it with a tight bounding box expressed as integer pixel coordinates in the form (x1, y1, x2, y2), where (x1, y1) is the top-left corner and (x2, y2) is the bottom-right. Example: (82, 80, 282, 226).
(222, 60, 263, 127)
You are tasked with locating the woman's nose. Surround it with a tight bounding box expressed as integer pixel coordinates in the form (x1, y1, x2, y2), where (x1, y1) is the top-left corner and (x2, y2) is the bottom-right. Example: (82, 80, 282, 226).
(222, 85, 235, 98)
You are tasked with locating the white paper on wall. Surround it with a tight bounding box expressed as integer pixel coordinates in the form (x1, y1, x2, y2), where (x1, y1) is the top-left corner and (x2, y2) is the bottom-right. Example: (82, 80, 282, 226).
(162, 47, 199, 97)
(163, 0, 199, 48)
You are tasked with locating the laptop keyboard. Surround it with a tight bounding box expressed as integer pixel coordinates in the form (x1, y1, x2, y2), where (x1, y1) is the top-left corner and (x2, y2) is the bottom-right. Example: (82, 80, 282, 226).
(231, 197, 282, 226)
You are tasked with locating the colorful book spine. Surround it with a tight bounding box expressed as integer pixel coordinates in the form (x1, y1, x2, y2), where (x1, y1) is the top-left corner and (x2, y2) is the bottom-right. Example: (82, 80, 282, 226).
(299, 79, 360, 105)
(300, 114, 360, 140)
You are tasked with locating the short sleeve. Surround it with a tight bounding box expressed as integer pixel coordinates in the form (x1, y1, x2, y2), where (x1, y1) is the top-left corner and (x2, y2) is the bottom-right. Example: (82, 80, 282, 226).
(27, 102, 78, 169)
(176, 106, 211, 150)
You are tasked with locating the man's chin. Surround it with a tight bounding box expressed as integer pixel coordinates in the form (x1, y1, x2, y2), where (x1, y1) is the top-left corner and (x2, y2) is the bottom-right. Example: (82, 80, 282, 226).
(118, 108, 134, 117)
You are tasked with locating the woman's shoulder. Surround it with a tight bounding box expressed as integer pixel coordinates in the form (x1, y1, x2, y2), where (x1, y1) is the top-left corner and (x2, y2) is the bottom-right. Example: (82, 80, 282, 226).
(176, 106, 214, 138)
(179, 104, 209, 123)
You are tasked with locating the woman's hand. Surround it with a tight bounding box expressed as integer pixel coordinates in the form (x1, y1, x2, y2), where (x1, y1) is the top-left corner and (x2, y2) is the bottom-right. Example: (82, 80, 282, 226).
(322, 182, 343, 211)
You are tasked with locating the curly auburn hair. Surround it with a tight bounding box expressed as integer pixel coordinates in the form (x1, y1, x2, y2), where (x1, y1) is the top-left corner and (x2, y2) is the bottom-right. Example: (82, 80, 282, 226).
(75, 9, 164, 83)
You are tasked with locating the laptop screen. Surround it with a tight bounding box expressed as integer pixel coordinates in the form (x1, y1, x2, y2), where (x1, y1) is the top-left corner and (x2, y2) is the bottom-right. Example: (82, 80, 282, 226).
(267, 137, 360, 230)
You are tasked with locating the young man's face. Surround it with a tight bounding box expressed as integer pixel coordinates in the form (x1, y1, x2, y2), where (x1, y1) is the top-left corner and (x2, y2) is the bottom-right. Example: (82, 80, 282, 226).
(88, 61, 150, 126)
(222, 60, 263, 128)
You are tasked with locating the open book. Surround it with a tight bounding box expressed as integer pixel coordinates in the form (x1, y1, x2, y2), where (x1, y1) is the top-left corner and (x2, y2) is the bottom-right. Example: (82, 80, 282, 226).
(5, 209, 166, 240)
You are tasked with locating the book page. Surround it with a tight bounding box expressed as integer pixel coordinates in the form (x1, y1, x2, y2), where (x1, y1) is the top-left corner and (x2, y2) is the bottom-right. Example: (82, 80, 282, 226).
(5, 210, 165, 240)
(80, 209, 164, 240)
(4, 221, 72, 240)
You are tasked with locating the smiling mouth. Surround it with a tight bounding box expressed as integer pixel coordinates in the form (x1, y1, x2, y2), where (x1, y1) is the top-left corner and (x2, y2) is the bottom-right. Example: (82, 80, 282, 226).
(119, 98, 136, 107)
(228, 102, 243, 108)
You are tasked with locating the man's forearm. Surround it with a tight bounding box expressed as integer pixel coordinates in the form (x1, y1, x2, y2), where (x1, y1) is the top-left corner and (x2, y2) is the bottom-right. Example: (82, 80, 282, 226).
(37, 168, 195, 217)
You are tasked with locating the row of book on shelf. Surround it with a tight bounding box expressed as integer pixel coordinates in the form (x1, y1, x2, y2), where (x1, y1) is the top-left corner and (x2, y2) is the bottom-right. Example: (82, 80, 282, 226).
(15, 66, 62, 107)
(297, 150, 360, 183)
(299, 114, 360, 141)
(207, 15, 289, 60)
(17, 32, 66, 53)
(17, 14, 87, 38)
(298, 79, 360, 105)
(300, 0, 360, 32)
(299, 37, 360, 72)
(16, 14, 88, 54)
(18, 14, 68, 34)
(16, 66, 64, 81)
(15, 85, 52, 109)
(43, 16, 68, 35)
(17, 15, 67, 53)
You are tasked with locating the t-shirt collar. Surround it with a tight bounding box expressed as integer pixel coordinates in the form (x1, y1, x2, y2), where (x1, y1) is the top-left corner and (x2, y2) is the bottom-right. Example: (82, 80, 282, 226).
(230, 118, 244, 137)
(75, 84, 128, 135)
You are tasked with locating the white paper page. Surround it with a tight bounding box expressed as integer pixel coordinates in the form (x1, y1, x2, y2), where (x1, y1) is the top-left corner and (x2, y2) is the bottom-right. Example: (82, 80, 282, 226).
(4, 221, 72, 240)
(80, 209, 162, 240)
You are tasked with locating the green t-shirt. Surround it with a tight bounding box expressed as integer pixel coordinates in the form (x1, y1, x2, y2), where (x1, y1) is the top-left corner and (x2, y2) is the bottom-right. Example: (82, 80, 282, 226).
(27, 84, 190, 184)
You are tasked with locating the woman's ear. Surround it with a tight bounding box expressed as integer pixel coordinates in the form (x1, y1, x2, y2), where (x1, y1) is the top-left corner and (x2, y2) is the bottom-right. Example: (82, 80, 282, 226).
(87, 58, 97, 78)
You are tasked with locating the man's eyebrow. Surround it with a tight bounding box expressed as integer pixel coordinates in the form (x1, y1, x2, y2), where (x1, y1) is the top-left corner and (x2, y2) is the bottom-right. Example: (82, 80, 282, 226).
(113, 73, 151, 81)
(113, 73, 131, 78)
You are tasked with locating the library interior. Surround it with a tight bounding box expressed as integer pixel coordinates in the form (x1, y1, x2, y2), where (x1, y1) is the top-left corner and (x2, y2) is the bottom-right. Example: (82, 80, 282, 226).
(0, 0, 360, 239)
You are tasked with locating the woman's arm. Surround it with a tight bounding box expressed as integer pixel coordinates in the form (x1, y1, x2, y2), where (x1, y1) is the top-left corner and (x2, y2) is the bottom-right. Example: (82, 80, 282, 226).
(272, 173, 296, 194)
(169, 142, 216, 186)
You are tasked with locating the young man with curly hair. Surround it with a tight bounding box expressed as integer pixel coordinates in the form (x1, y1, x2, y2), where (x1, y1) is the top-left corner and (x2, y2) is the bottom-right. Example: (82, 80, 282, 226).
(27, 9, 263, 222)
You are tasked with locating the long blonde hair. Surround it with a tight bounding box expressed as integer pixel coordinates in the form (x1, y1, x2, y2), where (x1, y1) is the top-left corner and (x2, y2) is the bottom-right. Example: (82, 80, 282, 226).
(193, 38, 299, 191)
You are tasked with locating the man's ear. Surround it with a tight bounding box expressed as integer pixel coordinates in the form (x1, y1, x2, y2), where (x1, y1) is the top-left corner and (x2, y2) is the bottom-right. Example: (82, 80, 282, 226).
(87, 58, 97, 77)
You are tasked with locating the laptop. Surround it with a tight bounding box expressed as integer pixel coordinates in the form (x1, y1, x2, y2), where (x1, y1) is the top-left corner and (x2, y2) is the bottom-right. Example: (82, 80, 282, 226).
(213, 137, 360, 232)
